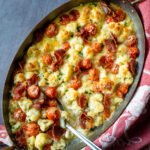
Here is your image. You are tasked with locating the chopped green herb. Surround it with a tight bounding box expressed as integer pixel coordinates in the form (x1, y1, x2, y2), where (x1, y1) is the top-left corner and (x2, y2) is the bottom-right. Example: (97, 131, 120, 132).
(77, 26, 81, 32)
(78, 51, 83, 57)
(84, 91, 88, 94)
(60, 72, 64, 76)
(91, 2, 97, 6)
(45, 78, 48, 81)
(124, 22, 128, 26)
(65, 54, 70, 59)
(57, 72, 64, 81)
(70, 32, 74, 37)
(84, 90, 93, 95)
(89, 90, 93, 94)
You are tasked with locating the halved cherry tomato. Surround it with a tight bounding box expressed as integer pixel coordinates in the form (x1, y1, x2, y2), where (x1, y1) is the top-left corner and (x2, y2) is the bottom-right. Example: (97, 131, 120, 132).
(13, 108, 26, 122)
(22, 123, 40, 137)
(80, 59, 92, 70)
(91, 42, 102, 53)
(126, 35, 137, 47)
(60, 14, 70, 25)
(115, 83, 129, 98)
(41, 53, 52, 65)
(45, 23, 58, 38)
(113, 9, 126, 22)
(63, 41, 71, 51)
(99, 53, 115, 69)
(89, 68, 99, 81)
(84, 23, 97, 36)
(70, 77, 82, 90)
(27, 74, 39, 86)
(45, 87, 57, 99)
(27, 85, 40, 99)
(46, 107, 60, 121)
(69, 9, 80, 21)
(128, 47, 139, 59)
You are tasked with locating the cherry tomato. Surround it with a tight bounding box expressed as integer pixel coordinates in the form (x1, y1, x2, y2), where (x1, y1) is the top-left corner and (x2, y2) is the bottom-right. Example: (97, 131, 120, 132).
(69, 9, 80, 21)
(60, 14, 70, 25)
(89, 68, 99, 81)
(27, 85, 40, 99)
(91, 42, 102, 53)
(13, 108, 26, 122)
(45, 87, 57, 99)
(63, 41, 71, 51)
(22, 123, 40, 137)
(45, 23, 58, 38)
(84, 23, 97, 36)
(70, 77, 82, 90)
(126, 35, 137, 47)
(116, 83, 129, 98)
(128, 47, 139, 59)
(46, 107, 60, 121)
(80, 59, 92, 70)
(41, 53, 52, 65)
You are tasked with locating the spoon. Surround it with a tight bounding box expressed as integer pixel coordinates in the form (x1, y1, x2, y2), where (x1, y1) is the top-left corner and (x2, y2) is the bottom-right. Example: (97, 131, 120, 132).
(58, 101, 102, 150)
(66, 123, 102, 150)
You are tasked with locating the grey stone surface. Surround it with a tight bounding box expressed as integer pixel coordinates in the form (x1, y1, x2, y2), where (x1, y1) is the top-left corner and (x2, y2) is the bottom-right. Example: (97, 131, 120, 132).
(0, 0, 68, 124)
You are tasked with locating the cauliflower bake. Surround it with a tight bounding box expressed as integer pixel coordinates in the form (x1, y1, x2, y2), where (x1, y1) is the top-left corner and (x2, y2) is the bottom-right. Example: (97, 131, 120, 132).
(8, 1, 138, 150)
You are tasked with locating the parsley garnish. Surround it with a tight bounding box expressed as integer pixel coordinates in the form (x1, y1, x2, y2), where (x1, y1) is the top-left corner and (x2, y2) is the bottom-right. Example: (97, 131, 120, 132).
(91, 2, 97, 6)
(65, 54, 70, 59)
(124, 22, 128, 26)
(78, 51, 83, 57)
(84, 90, 93, 95)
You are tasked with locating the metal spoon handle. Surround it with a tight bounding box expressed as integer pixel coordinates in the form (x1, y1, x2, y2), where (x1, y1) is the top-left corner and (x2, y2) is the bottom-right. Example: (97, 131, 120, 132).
(130, 0, 144, 5)
(66, 123, 102, 150)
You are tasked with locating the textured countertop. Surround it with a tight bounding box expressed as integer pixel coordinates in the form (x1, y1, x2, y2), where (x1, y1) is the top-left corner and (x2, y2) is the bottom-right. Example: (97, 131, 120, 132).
(0, 0, 68, 124)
